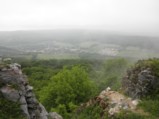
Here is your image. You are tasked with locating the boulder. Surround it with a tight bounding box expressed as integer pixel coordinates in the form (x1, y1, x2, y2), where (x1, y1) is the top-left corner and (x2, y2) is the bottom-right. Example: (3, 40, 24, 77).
(49, 112, 63, 119)
(122, 59, 159, 99)
(0, 86, 20, 102)
(39, 103, 49, 119)
(20, 104, 30, 119)
(19, 96, 27, 104)
(0, 72, 17, 84)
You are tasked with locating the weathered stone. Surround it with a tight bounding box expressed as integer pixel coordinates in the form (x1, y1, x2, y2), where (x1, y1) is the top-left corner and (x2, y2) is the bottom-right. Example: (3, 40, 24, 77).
(19, 96, 27, 104)
(10, 63, 22, 74)
(122, 66, 159, 99)
(132, 99, 139, 106)
(26, 91, 34, 98)
(0, 72, 17, 84)
(1, 67, 7, 71)
(1, 86, 20, 102)
(28, 104, 37, 109)
(16, 76, 26, 85)
(0, 63, 63, 119)
(19, 86, 26, 95)
(49, 112, 63, 119)
(20, 104, 30, 119)
(27, 97, 37, 104)
(79, 88, 140, 117)
(26, 85, 33, 91)
(39, 103, 49, 119)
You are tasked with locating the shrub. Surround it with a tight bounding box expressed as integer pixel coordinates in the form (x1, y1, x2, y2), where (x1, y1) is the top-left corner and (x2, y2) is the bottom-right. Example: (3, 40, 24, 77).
(39, 65, 97, 118)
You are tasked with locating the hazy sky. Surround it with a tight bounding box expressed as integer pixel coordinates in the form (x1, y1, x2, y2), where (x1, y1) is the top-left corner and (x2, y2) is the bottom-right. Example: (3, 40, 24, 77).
(0, 0, 159, 36)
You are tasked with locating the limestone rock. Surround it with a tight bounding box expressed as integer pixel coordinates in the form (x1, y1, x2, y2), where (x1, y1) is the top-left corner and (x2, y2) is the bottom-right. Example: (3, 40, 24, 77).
(20, 104, 30, 119)
(49, 112, 63, 119)
(0, 63, 63, 119)
(0, 86, 20, 102)
(79, 87, 139, 117)
(39, 103, 49, 119)
(19, 96, 27, 104)
(122, 61, 159, 99)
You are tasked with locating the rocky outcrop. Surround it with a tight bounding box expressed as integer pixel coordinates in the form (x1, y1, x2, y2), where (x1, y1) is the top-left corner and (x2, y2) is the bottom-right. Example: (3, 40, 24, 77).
(0, 63, 62, 119)
(122, 60, 159, 99)
(77, 59, 159, 118)
(103, 90, 139, 116)
(49, 112, 63, 119)
(78, 87, 139, 118)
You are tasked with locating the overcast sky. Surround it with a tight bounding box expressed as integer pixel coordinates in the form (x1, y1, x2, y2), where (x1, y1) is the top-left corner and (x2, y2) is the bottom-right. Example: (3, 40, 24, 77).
(0, 0, 159, 36)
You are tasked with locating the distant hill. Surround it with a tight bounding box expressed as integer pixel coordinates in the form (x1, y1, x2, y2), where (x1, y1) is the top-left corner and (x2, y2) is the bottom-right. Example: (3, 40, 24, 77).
(0, 30, 158, 50)
(0, 46, 23, 57)
(0, 30, 159, 59)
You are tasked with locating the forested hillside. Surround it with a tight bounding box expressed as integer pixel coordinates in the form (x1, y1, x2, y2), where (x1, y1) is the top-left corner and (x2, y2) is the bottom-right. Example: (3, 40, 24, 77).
(1, 58, 159, 119)
(20, 58, 132, 118)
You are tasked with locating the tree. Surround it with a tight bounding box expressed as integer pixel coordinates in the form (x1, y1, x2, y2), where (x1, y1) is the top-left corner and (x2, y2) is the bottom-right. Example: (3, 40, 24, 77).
(39, 65, 97, 118)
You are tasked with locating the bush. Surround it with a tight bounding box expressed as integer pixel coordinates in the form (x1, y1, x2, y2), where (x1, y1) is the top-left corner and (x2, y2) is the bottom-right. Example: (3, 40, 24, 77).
(72, 104, 104, 119)
(39, 65, 97, 118)
(98, 58, 128, 90)
(139, 95, 159, 117)
(115, 110, 156, 119)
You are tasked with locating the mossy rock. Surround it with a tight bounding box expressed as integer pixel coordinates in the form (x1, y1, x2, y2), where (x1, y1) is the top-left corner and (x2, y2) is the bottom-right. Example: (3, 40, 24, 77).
(122, 58, 159, 98)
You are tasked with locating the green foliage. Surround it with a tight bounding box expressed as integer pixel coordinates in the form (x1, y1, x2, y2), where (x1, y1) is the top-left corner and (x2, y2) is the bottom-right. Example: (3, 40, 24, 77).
(72, 105, 156, 119)
(51, 104, 70, 118)
(9, 58, 159, 119)
(96, 58, 129, 90)
(0, 93, 25, 119)
(20, 58, 130, 118)
(23, 66, 56, 80)
(21, 58, 129, 92)
(22, 66, 56, 98)
(39, 65, 97, 118)
(139, 95, 159, 117)
(72, 104, 104, 119)
(104, 58, 128, 89)
(136, 58, 159, 77)
(115, 110, 156, 119)
(19, 58, 148, 119)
